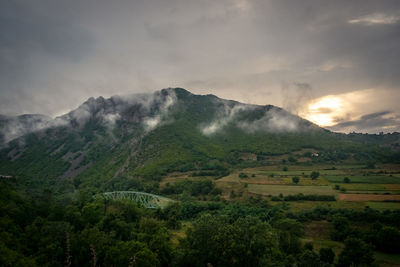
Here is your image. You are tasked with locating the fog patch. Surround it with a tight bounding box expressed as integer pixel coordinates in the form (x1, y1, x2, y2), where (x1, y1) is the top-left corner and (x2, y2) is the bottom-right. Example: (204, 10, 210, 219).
(60, 88, 177, 131)
(144, 117, 161, 131)
(281, 82, 314, 115)
(0, 114, 69, 145)
(200, 99, 303, 136)
(103, 113, 120, 128)
(238, 108, 300, 133)
(201, 103, 249, 135)
(142, 89, 177, 132)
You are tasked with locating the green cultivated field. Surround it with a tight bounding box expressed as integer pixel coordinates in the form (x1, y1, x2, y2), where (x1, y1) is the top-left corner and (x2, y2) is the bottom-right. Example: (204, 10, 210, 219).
(286, 201, 366, 211)
(247, 184, 337, 196)
(217, 164, 400, 203)
(259, 169, 345, 176)
(367, 202, 400, 211)
(325, 175, 400, 184)
(339, 183, 388, 191)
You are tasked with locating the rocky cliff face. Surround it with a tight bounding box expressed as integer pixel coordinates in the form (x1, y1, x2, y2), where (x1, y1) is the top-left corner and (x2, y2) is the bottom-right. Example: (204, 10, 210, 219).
(0, 88, 179, 146)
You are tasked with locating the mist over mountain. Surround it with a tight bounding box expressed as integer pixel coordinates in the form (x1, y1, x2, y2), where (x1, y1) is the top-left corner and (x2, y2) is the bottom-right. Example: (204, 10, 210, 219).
(0, 88, 321, 146)
(0, 88, 398, 191)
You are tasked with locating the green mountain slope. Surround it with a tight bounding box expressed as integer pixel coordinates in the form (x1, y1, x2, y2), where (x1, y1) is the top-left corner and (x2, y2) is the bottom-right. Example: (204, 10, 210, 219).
(0, 88, 397, 193)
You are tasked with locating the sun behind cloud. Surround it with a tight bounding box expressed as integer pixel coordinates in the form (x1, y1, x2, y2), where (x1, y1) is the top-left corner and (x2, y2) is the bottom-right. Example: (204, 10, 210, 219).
(302, 96, 344, 127)
(300, 88, 400, 133)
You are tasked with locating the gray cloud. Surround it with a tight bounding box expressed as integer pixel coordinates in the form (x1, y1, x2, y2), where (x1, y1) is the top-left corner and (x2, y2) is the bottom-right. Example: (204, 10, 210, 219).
(360, 111, 392, 121)
(327, 111, 400, 133)
(349, 13, 400, 25)
(0, 0, 399, 133)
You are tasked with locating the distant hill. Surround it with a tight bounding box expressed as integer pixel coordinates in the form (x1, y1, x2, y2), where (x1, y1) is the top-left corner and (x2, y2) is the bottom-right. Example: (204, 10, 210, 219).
(0, 88, 398, 192)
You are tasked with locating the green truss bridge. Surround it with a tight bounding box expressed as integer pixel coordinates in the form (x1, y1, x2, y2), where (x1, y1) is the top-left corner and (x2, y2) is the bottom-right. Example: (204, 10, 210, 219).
(95, 191, 174, 209)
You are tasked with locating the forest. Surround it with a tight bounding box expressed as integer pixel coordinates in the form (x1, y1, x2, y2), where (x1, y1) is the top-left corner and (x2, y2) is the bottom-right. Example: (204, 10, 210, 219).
(1, 175, 400, 266)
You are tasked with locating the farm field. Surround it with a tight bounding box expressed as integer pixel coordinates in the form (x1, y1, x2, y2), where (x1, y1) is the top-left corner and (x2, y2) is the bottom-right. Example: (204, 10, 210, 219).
(367, 202, 400, 211)
(211, 163, 400, 211)
(247, 184, 337, 196)
(151, 162, 400, 207)
(338, 193, 400, 201)
(325, 175, 400, 184)
(285, 200, 367, 211)
(160, 172, 215, 188)
(339, 183, 389, 191)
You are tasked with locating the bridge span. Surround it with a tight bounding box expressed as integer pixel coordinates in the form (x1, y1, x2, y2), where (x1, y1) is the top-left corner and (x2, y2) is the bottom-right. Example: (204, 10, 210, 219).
(95, 191, 174, 209)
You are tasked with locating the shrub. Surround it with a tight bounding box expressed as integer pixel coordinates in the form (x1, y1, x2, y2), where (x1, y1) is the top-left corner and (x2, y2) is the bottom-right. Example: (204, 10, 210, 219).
(283, 194, 335, 201)
(310, 171, 320, 180)
(239, 173, 248, 179)
(338, 237, 375, 267)
(319, 247, 335, 264)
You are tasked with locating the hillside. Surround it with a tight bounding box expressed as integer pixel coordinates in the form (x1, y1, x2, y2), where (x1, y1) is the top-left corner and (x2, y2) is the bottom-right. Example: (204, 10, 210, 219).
(0, 88, 397, 193)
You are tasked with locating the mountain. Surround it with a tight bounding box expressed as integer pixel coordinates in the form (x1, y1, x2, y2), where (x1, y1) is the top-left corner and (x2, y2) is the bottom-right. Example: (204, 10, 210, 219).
(0, 88, 397, 193)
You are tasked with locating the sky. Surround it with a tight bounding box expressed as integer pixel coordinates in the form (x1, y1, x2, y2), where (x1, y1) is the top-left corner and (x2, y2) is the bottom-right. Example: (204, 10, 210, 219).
(1, 0, 400, 133)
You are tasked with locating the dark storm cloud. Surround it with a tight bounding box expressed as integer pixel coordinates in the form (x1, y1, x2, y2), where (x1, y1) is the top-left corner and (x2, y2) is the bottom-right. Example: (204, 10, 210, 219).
(0, 0, 399, 133)
(360, 111, 392, 121)
(0, 0, 93, 115)
(246, 0, 400, 92)
(328, 111, 400, 133)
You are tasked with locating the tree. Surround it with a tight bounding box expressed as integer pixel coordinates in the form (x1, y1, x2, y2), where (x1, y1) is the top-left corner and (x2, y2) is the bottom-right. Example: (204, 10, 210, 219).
(304, 242, 313, 251)
(366, 162, 376, 169)
(239, 173, 248, 179)
(164, 202, 183, 230)
(331, 216, 351, 241)
(376, 226, 400, 253)
(310, 171, 320, 180)
(298, 250, 323, 267)
(338, 237, 375, 267)
(319, 247, 334, 264)
(104, 241, 159, 267)
(274, 218, 304, 254)
(181, 215, 279, 267)
(292, 176, 300, 185)
(343, 177, 350, 183)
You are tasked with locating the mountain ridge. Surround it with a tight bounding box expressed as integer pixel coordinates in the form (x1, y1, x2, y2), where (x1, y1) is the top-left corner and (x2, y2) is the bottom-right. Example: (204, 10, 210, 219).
(0, 88, 398, 194)
(0, 87, 324, 146)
